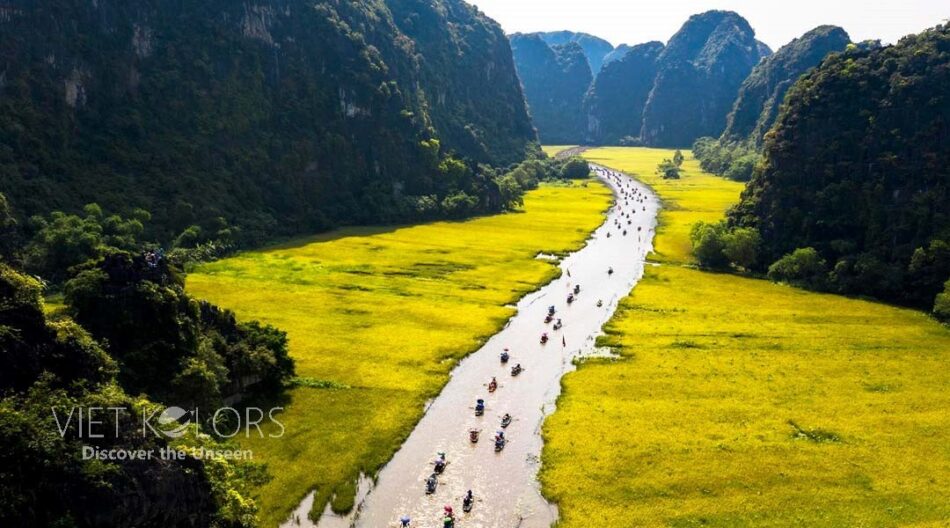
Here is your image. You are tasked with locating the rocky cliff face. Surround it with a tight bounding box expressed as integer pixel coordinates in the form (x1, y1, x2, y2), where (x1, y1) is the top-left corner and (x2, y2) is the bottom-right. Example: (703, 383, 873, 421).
(722, 25, 851, 146)
(510, 34, 593, 144)
(640, 10, 763, 146)
(0, 0, 536, 243)
(583, 42, 664, 144)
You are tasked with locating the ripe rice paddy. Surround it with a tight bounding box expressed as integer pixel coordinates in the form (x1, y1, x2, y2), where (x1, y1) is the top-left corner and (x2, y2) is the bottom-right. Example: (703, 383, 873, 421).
(542, 145, 580, 157)
(539, 147, 950, 526)
(186, 181, 613, 526)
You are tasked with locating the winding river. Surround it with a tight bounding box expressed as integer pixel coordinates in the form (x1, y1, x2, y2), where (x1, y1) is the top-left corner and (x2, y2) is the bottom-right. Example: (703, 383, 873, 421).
(289, 164, 659, 528)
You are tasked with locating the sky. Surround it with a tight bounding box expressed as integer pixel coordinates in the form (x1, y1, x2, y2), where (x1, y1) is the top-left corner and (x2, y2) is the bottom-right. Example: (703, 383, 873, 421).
(466, 0, 949, 50)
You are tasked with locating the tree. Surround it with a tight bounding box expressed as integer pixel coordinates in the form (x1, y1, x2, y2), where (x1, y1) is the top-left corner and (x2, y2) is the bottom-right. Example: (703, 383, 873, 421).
(64, 251, 293, 409)
(23, 205, 152, 284)
(0, 193, 17, 262)
(722, 227, 761, 270)
(657, 159, 682, 179)
(690, 222, 728, 268)
(767, 247, 828, 289)
(723, 153, 759, 182)
(441, 191, 478, 218)
(934, 278, 950, 322)
(560, 157, 591, 179)
(672, 149, 685, 167)
(495, 174, 525, 209)
(0, 264, 117, 393)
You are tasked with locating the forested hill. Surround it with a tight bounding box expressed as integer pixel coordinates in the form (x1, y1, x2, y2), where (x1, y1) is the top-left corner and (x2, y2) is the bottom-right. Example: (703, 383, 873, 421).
(640, 10, 767, 147)
(730, 23, 950, 309)
(510, 34, 593, 144)
(513, 11, 771, 148)
(0, 0, 536, 246)
(721, 25, 852, 146)
(536, 31, 615, 74)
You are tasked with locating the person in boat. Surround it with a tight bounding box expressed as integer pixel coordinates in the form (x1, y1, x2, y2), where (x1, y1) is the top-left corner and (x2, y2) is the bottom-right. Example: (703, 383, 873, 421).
(501, 413, 512, 426)
(512, 363, 522, 375)
(400, 515, 411, 527)
(608, 266, 614, 275)
(574, 284, 580, 294)
(495, 430, 505, 442)
(444, 505, 454, 518)
(469, 429, 480, 442)
(541, 332, 549, 342)
(434, 451, 446, 471)
(488, 377, 497, 391)
(464, 490, 474, 508)
(597, 299, 603, 307)
(475, 398, 485, 413)
(500, 349, 510, 362)
(426, 473, 437, 493)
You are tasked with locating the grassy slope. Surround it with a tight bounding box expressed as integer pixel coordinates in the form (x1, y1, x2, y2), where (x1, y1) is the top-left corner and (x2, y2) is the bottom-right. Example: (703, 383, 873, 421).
(186, 181, 612, 526)
(540, 147, 950, 526)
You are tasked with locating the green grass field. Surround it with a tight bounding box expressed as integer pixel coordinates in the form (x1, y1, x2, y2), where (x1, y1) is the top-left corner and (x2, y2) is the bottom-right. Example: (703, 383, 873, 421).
(186, 181, 613, 526)
(540, 147, 950, 526)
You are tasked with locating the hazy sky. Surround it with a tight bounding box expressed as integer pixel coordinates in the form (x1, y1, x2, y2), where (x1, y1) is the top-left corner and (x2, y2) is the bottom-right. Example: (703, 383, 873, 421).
(467, 0, 948, 50)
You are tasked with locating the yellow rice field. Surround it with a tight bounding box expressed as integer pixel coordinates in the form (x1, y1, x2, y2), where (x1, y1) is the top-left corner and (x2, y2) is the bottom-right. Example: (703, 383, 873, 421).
(542, 145, 580, 157)
(539, 147, 950, 526)
(186, 181, 613, 526)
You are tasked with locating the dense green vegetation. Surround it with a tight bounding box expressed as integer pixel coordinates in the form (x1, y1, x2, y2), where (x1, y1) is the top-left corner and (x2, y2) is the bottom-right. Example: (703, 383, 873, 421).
(583, 42, 664, 145)
(722, 25, 853, 146)
(0, 0, 537, 248)
(0, 264, 269, 527)
(691, 26, 857, 183)
(66, 251, 294, 411)
(0, 184, 301, 526)
(692, 137, 762, 182)
(640, 11, 768, 147)
(729, 24, 950, 313)
(510, 34, 593, 144)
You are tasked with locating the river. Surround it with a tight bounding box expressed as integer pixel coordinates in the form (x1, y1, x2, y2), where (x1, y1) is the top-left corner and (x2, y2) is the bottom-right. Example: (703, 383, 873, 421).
(286, 163, 659, 528)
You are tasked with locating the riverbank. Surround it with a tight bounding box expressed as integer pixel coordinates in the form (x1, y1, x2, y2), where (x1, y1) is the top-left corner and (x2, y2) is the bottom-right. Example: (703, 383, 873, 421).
(540, 147, 950, 526)
(349, 164, 658, 527)
(185, 181, 613, 526)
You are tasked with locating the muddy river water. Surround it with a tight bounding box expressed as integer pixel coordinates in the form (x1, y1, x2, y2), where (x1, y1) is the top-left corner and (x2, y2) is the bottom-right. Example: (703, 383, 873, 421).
(286, 164, 659, 528)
